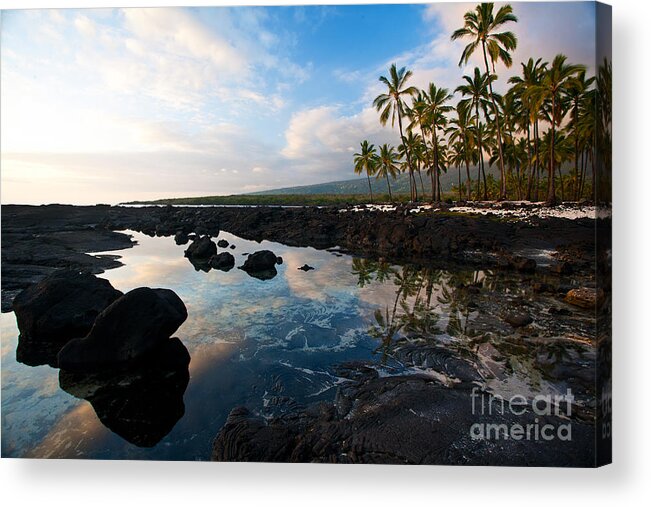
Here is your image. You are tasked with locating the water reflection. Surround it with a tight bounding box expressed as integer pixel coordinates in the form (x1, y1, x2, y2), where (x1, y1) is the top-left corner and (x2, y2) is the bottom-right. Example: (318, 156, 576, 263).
(1, 231, 596, 459)
(58, 338, 190, 448)
(352, 258, 595, 408)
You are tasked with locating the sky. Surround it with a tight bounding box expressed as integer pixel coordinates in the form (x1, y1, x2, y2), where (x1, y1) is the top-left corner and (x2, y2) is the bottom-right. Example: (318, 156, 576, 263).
(1, 1, 598, 204)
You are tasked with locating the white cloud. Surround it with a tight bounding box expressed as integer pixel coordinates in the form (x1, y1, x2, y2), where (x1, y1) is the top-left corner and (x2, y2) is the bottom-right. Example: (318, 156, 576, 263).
(74, 15, 97, 38)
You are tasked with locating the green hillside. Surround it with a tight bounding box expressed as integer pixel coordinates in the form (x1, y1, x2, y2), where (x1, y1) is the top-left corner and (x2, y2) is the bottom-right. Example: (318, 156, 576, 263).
(248, 164, 497, 196)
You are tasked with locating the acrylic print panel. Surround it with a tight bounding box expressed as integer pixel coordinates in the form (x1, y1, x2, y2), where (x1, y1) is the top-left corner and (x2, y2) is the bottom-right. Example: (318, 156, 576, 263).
(0, 2, 611, 466)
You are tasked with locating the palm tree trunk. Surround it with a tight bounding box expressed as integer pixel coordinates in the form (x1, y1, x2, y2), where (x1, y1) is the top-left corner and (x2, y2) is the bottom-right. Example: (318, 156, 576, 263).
(432, 129, 440, 202)
(430, 172, 436, 203)
(457, 165, 462, 200)
(526, 121, 534, 200)
(547, 97, 557, 205)
(464, 142, 472, 200)
(437, 170, 442, 201)
(481, 154, 488, 200)
(507, 123, 520, 200)
(534, 120, 540, 201)
(481, 42, 507, 200)
(386, 175, 393, 203)
(573, 100, 580, 200)
(418, 170, 426, 197)
(396, 111, 414, 202)
(367, 173, 373, 203)
(557, 160, 565, 201)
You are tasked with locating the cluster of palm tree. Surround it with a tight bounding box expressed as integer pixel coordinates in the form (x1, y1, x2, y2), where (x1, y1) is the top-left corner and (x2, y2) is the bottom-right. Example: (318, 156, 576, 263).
(353, 2, 611, 205)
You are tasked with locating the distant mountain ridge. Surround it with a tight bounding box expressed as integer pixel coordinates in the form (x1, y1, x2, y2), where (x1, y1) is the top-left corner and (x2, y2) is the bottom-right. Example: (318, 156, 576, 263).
(249, 164, 497, 196)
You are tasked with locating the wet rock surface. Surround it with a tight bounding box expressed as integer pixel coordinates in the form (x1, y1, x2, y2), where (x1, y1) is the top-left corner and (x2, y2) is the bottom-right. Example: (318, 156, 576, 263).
(212, 369, 595, 466)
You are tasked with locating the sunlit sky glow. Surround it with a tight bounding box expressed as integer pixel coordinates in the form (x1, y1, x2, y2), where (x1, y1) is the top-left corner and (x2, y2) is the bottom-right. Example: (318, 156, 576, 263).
(1, 2, 596, 204)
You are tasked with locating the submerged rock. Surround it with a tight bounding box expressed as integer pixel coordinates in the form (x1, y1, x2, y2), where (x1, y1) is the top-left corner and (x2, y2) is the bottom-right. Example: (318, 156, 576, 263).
(57, 287, 187, 372)
(210, 252, 235, 272)
(59, 337, 190, 447)
(217, 239, 229, 248)
(298, 264, 314, 272)
(13, 270, 122, 346)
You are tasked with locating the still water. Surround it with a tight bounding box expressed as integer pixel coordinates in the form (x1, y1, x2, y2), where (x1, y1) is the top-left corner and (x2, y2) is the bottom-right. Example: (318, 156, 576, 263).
(1, 231, 595, 460)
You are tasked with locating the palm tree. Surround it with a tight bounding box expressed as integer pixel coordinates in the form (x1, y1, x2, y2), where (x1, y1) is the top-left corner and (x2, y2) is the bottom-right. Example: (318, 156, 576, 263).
(596, 58, 612, 202)
(449, 140, 467, 201)
(407, 92, 432, 196)
(447, 102, 475, 200)
(576, 87, 596, 199)
(376, 144, 400, 202)
(398, 131, 424, 201)
(456, 68, 492, 200)
(565, 70, 595, 200)
(508, 57, 547, 201)
(373, 64, 419, 201)
(353, 140, 379, 204)
(452, 2, 518, 200)
(423, 83, 452, 202)
(524, 54, 585, 204)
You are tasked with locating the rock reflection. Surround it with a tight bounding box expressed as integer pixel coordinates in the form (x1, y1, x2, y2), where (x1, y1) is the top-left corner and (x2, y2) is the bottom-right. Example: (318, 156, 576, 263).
(58, 338, 190, 448)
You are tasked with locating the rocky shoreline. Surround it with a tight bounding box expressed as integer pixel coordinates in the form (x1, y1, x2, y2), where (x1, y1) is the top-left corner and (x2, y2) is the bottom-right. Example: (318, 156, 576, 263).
(1, 202, 602, 312)
(1, 202, 606, 464)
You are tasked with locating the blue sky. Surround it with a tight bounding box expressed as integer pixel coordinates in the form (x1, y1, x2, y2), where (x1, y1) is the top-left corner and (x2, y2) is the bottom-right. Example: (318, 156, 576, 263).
(1, 2, 597, 204)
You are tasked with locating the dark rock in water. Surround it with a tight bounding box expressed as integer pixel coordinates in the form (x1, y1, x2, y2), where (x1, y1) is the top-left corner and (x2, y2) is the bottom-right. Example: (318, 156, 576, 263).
(217, 239, 229, 248)
(550, 261, 574, 275)
(298, 264, 314, 272)
(212, 373, 595, 466)
(59, 337, 190, 448)
(16, 339, 69, 368)
(512, 256, 536, 273)
(174, 231, 189, 245)
(240, 250, 279, 280)
(57, 287, 188, 372)
(504, 313, 533, 328)
(565, 287, 604, 309)
(241, 250, 278, 271)
(210, 252, 235, 272)
(229, 244, 236, 250)
(13, 270, 122, 345)
(184, 236, 217, 260)
(276, 256, 283, 265)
